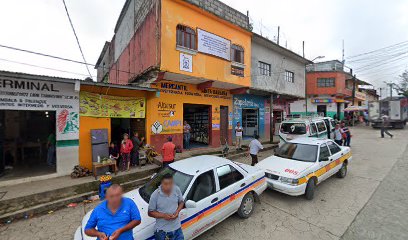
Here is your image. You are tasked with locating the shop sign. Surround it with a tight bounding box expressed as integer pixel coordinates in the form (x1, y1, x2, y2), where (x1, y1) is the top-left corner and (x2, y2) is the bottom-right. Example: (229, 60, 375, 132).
(80, 92, 146, 118)
(312, 98, 334, 103)
(180, 53, 193, 72)
(154, 81, 231, 100)
(0, 78, 79, 140)
(197, 29, 231, 61)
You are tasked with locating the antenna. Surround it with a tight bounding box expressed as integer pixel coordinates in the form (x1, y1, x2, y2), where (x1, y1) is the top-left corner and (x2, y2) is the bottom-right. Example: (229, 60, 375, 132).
(342, 40, 345, 64)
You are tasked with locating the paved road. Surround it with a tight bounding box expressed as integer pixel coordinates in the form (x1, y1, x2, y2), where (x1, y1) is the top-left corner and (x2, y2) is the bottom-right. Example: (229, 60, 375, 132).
(1, 126, 407, 240)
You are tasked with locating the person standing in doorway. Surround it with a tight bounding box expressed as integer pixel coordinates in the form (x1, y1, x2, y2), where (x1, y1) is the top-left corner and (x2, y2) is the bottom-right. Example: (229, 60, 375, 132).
(85, 184, 141, 240)
(340, 122, 351, 147)
(248, 135, 264, 166)
(120, 133, 133, 171)
(131, 131, 144, 167)
(162, 137, 176, 168)
(148, 174, 185, 240)
(183, 121, 191, 150)
(235, 122, 244, 150)
(334, 124, 343, 145)
(47, 133, 56, 166)
(381, 114, 393, 138)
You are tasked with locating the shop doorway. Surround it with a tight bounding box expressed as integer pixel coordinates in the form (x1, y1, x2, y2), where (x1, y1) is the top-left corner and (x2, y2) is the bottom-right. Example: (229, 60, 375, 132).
(317, 105, 327, 117)
(242, 108, 259, 137)
(111, 118, 146, 146)
(183, 104, 210, 148)
(220, 106, 228, 144)
(273, 110, 284, 136)
(0, 110, 56, 181)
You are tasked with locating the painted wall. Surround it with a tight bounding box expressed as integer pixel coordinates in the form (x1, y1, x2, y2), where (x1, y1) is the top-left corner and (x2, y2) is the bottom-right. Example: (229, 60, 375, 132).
(160, 0, 252, 87)
(306, 71, 352, 96)
(146, 80, 233, 150)
(233, 94, 267, 138)
(290, 98, 346, 119)
(78, 86, 149, 169)
(109, 0, 160, 84)
(251, 36, 306, 98)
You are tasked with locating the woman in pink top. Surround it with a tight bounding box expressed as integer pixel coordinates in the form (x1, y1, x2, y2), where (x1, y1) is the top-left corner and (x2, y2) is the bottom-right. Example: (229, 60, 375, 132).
(120, 133, 133, 171)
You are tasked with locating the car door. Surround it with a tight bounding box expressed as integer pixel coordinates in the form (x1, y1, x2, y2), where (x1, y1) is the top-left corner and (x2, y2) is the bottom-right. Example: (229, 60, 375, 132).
(181, 170, 219, 239)
(317, 143, 332, 182)
(316, 121, 328, 139)
(326, 141, 344, 176)
(215, 164, 246, 217)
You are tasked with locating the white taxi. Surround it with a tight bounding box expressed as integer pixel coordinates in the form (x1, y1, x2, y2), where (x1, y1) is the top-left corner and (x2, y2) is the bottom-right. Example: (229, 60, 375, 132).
(74, 156, 266, 240)
(257, 138, 351, 200)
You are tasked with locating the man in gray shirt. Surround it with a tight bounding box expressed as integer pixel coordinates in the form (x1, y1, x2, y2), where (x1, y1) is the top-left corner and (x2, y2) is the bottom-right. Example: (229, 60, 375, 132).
(148, 173, 184, 240)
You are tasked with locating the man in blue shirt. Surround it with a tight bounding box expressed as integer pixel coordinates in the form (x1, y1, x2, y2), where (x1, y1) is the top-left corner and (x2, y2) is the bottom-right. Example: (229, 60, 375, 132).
(85, 184, 141, 240)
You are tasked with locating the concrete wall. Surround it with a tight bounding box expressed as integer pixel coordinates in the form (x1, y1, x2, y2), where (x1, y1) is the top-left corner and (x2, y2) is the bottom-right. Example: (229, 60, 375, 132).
(184, 0, 250, 30)
(251, 36, 306, 98)
(290, 98, 346, 119)
(114, 0, 136, 62)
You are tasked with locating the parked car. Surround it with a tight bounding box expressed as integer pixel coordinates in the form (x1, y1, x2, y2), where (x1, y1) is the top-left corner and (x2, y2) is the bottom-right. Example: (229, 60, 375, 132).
(74, 156, 267, 240)
(257, 138, 351, 200)
(279, 117, 333, 147)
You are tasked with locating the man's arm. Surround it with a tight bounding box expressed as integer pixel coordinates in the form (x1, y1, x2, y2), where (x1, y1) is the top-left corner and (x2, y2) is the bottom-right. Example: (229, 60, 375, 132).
(84, 211, 107, 240)
(110, 220, 141, 240)
(148, 191, 172, 220)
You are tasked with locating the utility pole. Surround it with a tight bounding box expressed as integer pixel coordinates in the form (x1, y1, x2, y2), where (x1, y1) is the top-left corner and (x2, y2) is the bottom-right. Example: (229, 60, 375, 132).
(277, 26, 280, 45)
(270, 94, 274, 144)
(351, 69, 356, 106)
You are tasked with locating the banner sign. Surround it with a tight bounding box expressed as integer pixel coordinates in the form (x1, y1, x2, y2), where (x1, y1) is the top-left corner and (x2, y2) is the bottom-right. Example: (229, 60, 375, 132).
(80, 92, 146, 118)
(197, 29, 231, 60)
(0, 78, 79, 140)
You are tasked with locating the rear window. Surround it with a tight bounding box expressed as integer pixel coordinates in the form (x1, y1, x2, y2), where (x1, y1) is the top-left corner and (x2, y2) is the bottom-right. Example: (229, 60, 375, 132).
(316, 121, 327, 132)
(280, 123, 307, 135)
(275, 143, 318, 162)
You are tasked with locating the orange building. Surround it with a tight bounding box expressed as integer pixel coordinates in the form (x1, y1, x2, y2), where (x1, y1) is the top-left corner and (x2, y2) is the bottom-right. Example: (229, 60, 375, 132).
(95, 0, 252, 149)
(290, 60, 370, 119)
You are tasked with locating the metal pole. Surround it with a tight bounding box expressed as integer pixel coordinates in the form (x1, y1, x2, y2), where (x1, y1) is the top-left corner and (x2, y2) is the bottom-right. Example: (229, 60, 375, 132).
(270, 93, 274, 143)
(277, 26, 280, 45)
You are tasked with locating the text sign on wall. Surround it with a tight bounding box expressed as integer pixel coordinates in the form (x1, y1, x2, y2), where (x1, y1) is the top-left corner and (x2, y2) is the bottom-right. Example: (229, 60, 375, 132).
(197, 29, 231, 61)
(0, 78, 79, 140)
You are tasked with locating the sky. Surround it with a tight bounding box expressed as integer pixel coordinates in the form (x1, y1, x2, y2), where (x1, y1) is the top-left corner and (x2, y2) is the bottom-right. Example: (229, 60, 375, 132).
(1, 0, 408, 96)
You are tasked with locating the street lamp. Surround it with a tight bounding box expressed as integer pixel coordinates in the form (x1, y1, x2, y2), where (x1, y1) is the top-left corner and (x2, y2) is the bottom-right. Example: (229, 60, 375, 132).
(305, 56, 325, 115)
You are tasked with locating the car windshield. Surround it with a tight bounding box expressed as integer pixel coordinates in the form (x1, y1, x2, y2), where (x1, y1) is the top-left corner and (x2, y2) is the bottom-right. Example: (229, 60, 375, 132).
(280, 123, 307, 135)
(275, 143, 318, 162)
(139, 167, 193, 203)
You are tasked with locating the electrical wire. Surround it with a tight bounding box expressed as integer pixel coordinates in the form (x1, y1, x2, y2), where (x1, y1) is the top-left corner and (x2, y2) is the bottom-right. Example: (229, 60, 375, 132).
(61, 0, 92, 79)
(0, 58, 97, 78)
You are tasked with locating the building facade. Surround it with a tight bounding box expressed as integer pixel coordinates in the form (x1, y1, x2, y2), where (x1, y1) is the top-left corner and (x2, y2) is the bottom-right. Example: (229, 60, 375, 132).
(0, 71, 80, 185)
(96, 0, 253, 149)
(232, 33, 310, 141)
(290, 60, 369, 120)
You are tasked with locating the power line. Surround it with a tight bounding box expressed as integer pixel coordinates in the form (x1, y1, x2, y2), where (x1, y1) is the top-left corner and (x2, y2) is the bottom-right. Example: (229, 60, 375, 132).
(347, 40, 408, 59)
(61, 0, 92, 79)
(0, 58, 97, 78)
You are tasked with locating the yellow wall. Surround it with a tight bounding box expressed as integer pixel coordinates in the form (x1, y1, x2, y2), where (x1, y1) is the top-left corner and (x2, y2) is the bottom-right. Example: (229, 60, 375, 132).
(160, 0, 252, 87)
(145, 80, 233, 145)
(79, 86, 150, 169)
(79, 116, 111, 170)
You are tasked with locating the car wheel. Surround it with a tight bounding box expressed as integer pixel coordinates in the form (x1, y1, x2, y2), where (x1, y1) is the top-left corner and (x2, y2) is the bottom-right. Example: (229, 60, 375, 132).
(337, 163, 347, 178)
(237, 193, 255, 218)
(305, 179, 316, 200)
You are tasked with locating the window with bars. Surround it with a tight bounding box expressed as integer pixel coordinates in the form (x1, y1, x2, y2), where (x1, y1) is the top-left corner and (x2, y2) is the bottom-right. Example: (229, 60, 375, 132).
(259, 61, 271, 76)
(176, 25, 196, 50)
(231, 44, 244, 64)
(317, 78, 335, 87)
(285, 70, 294, 83)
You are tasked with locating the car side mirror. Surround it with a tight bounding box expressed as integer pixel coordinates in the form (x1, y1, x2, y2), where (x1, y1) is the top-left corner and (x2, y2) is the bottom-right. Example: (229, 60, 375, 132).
(185, 200, 197, 209)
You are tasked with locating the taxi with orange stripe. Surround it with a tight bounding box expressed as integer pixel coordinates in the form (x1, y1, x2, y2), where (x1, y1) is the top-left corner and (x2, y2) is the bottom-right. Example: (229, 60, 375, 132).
(257, 138, 351, 200)
(75, 155, 267, 240)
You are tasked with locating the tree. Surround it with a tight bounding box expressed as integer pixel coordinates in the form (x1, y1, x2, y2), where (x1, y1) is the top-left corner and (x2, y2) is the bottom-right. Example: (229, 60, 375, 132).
(396, 70, 408, 97)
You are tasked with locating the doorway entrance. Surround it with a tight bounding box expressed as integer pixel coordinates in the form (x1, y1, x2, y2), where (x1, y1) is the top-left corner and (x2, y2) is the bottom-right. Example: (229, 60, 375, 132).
(220, 106, 228, 145)
(183, 104, 210, 148)
(111, 118, 146, 146)
(317, 105, 327, 117)
(242, 108, 259, 137)
(0, 110, 56, 180)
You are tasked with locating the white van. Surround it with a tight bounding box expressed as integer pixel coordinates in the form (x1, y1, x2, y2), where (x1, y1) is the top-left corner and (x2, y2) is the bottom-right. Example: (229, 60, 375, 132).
(279, 117, 334, 146)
